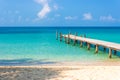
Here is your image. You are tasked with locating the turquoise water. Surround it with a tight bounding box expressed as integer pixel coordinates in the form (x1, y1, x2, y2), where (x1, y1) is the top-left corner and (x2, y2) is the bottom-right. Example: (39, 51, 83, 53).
(0, 27, 120, 65)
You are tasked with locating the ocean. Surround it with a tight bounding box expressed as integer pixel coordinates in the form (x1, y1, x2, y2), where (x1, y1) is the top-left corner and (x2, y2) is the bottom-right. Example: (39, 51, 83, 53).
(0, 27, 120, 65)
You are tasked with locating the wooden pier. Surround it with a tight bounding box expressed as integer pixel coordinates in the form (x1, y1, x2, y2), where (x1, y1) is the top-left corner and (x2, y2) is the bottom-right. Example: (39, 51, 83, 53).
(56, 31, 120, 58)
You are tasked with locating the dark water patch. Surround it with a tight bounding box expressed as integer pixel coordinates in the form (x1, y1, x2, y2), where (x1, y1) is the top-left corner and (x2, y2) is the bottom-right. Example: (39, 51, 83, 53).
(0, 58, 57, 66)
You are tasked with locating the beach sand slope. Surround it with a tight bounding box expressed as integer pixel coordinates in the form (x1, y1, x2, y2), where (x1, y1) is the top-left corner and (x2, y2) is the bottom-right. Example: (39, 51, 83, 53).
(0, 66, 120, 80)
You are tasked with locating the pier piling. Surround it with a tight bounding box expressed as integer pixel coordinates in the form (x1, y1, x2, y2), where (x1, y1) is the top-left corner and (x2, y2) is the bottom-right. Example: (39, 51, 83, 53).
(109, 48, 112, 58)
(95, 45, 98, 53)
(67, 32, 70, 44)
(56, 30, 58, 40)
(58, 32, 120, 58)
(73, 32, 77, 45)
(73, 36, 76, 45)
(60, 32, 62, 42)
(64, 36, 67, 43)
(87, 43, 90, 50)
(80, 41, 83, 47)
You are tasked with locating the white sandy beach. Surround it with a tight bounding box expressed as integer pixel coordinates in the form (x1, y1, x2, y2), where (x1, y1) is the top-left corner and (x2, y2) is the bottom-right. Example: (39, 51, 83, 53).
(0, 65, 120, 80)
(49, 66, 120, 80)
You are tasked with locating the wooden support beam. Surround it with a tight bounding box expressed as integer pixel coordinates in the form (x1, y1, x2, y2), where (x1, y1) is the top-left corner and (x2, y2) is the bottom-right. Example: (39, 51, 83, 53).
(60, 32, 62, 42)
(95, 45, 99, 53)
(73, 32, 77, 45)
(75, 32, 78, 44)
(80, 41, 83, 47)
(56, 30, 58, 40)
(61, 33, 120, 58)
(69, 31, 72, 42)
(114, 50, 117, 55)
(67, 33, 70, 44)
(64, 36, 67, 43)
(87, 43, 90, 50)
(73, 36, 76, 45)
(109, 48, 112, 58)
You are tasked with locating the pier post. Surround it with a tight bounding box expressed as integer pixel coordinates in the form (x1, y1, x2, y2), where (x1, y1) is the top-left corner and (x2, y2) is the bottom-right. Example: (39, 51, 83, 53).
(60, 32, 62, 42)
(109, 48, 112, 58)
(80, 41, 83, 47)
(114, 50, 117, 55)
(67, 32, 70, 44)
(73, 36, 76, 45)
(73, 32, 77, 45)
(87, 43, 90, 50)
(56, 30, 58, 40)
(69, 32, 72, 42)
(64, 36, 67, 43)
(75, 32, 78, 44)
(95, 45, 98, 53)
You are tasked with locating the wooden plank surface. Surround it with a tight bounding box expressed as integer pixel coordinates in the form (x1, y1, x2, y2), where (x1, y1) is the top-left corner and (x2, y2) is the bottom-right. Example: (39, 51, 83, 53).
(63, 34, 120, 51)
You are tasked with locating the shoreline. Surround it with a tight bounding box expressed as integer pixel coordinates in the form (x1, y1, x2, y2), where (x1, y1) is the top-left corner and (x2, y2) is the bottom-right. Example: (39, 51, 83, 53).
(1, 60, 120, 66)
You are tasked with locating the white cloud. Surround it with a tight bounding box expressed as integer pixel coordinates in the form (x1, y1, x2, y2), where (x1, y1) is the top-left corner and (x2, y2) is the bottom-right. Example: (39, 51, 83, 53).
(65, 16, 77, 20)
(83, 13, 92, 20)
(35, 0, 51, 19)
(100, 15, 115, 22)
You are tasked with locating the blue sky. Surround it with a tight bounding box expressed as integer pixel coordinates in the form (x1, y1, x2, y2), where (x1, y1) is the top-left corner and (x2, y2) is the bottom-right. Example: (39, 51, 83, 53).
(0, 0, 120, 26)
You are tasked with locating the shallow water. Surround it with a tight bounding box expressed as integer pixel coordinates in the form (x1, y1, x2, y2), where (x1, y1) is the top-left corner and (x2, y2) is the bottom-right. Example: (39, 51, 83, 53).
(0, 27, 119, 65)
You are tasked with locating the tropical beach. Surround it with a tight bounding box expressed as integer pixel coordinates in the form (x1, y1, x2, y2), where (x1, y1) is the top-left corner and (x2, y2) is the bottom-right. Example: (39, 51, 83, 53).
(0, 27, 119, 80)
(0, 0, 120, 80)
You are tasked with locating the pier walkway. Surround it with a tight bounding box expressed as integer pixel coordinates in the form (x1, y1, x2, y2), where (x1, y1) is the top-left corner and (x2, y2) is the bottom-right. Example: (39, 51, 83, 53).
(56, 32, 120, 58)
